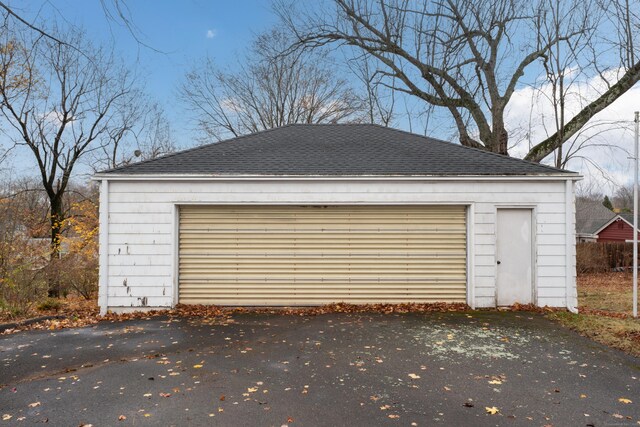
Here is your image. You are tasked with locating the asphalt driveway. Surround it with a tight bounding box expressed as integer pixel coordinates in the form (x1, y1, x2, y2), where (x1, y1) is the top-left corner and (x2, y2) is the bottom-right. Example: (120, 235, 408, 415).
(1, 311, 639, 426)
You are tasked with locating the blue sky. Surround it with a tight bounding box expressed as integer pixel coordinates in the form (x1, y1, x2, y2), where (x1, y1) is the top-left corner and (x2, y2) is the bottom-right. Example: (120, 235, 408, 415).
(12, 0, 279, 146)
(3, 1, 638, 192)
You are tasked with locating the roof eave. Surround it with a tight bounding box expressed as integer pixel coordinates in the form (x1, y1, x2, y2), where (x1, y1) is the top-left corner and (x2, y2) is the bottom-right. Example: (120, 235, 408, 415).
(92, 173, 582, 181)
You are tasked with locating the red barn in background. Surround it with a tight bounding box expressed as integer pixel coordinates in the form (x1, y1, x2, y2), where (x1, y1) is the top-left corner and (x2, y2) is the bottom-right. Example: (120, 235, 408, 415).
(596, 214, 640, 242)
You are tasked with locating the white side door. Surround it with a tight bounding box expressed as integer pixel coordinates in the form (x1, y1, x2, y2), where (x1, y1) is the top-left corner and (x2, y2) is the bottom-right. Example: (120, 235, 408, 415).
(496, 209, 533, 306)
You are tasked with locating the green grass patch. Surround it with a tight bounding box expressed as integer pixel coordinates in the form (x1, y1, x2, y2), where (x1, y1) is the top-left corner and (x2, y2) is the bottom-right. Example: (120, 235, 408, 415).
(549, 311, 640, 357)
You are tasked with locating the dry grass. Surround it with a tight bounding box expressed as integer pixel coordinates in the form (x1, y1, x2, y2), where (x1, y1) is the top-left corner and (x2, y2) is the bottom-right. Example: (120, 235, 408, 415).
(549, 272, 640, 357)
(549, 311, 640, 357)
(577, 272, 635, 314)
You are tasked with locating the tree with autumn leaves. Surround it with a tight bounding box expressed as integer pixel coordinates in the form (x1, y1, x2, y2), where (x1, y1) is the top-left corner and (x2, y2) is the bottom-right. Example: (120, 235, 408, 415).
(0, 17, 167, 297)
(0, 180, 99, 313)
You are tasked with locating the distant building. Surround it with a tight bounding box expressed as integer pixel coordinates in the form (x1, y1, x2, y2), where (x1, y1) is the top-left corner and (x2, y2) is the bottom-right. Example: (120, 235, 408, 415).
(594, 213, 640, 242)
(575, 200, 616, 242)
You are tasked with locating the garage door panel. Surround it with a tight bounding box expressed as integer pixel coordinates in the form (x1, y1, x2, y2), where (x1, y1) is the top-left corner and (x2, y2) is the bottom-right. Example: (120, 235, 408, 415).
(179, 205, 466, 305)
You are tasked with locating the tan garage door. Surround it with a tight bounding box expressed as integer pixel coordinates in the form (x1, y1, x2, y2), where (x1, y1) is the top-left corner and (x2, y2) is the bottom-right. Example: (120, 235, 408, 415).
(178, 205, 467, 305)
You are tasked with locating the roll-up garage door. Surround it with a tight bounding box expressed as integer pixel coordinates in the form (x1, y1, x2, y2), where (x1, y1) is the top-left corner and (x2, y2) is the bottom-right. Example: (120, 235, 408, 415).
(178, 205, 466, 305)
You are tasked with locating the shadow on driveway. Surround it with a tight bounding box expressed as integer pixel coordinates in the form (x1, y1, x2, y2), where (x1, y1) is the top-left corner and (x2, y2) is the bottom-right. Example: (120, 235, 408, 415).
(1, 311, 639, 426)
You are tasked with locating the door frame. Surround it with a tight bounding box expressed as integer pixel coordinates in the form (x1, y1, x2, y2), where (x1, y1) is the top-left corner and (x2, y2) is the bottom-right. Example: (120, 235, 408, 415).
(494, 205, 537, 306)
(171, 202, 472, 307)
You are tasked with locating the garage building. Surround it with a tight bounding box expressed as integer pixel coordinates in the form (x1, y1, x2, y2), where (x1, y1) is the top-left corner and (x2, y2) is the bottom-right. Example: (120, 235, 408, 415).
(94, 124, 580, 314)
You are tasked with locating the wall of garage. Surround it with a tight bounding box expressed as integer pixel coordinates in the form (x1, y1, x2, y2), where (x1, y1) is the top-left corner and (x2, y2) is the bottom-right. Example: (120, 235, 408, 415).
(97, 178, 577, 313)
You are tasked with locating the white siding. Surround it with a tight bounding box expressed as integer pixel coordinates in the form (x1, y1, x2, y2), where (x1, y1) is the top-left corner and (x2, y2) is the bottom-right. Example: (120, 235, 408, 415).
(100, 178, 576, 311)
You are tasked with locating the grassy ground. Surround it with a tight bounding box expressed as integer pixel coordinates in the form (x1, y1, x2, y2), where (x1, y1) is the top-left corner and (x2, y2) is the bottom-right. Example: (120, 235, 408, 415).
(576, 273, 635, 314)
(548, 272, 640, 357)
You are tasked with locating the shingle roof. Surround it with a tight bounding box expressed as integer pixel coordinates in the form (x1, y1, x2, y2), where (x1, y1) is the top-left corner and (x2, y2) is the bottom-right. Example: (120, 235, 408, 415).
(99, 124, 575, 176)
(575, 199, 616, 234)
(619, 213, 637, 227)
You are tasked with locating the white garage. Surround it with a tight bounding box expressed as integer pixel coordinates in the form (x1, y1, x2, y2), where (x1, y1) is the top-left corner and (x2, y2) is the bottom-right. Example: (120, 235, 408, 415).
(94, 124, 580, 314)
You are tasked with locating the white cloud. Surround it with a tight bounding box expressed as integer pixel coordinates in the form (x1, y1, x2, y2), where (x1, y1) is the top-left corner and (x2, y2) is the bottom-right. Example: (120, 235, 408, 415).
(505, 69, 640, 194)
(206, 29, 217, 39)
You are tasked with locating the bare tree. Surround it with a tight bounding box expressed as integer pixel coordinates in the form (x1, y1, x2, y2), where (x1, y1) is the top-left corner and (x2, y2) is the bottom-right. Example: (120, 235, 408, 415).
(0, 1, 156, 53)
(613, 184, 633, 212)
(346, 52, 396, 126)
(93, 100, 175, 170)
(180, 28, 366, 141)
(278, 0, 640, 163)
(0, 24, 139, 296)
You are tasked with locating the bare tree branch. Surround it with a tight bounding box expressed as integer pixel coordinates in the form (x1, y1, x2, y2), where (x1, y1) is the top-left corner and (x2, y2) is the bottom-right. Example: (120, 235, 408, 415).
(180, 27, 367, 141)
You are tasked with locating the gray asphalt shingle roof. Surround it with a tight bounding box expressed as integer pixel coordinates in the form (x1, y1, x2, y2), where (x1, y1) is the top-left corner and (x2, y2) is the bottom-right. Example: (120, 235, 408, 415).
(575, 199, 617, 234)
(619, 213, 637, 228)
(99, 124, 574, 176)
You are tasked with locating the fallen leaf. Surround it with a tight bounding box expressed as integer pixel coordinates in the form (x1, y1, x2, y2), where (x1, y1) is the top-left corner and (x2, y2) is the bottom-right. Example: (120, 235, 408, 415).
(580, 394, 587, 398)
(118, 415, 126, 421)
(193, 364, 203, 369)
(488, 380, 502, 385)
(143, 393, 152, 397)
(619, 398, 632, 404)
(144, 414, 151, 418)
(28, 402, 41, 408)
(485, 406, 499, 415)
(2, 415, 12, 421)
(248, 387, 258, 393)
(408, 373, 420, 379)
(380, 405, 391, 410)
(159, 393, 171, 398)
(388, 414, 400, 419)
(220, 395, 225, 401)
(463, 402, 474, 408)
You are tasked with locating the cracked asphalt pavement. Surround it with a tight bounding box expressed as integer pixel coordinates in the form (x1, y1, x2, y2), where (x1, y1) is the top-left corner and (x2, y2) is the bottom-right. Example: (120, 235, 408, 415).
(1, 311, 639, 426)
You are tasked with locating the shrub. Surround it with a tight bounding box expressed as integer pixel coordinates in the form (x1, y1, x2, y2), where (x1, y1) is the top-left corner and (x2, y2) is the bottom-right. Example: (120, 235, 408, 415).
(0, 263, 48, 317)
(37, 297, 63, 311)
(576, 243, 610, 274)
(0, 226, 50, 318)
(45, 254, 98, 300)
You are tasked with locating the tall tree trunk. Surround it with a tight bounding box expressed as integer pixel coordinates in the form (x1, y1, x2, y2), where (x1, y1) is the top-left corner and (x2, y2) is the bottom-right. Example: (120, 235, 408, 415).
(48, 195, 63, 298)
(492, 126, 509, 156)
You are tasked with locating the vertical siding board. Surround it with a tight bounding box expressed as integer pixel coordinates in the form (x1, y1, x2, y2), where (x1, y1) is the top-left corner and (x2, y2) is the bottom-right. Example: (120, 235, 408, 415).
(98, 180, 109, 315)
